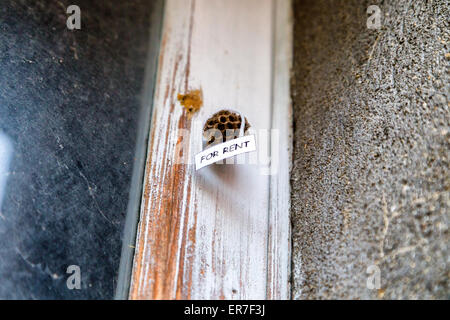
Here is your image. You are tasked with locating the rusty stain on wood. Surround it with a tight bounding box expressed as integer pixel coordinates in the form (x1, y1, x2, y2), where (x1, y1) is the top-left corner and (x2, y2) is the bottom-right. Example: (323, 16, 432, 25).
(130, 0, 197, 300)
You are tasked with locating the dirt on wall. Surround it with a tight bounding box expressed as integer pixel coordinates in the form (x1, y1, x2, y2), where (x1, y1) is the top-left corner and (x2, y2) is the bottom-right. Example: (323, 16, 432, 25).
(290, 0, 448, 299)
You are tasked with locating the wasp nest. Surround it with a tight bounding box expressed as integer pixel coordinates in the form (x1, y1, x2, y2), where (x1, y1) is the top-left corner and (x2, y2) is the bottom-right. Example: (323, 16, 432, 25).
(203, 110, 250, 147)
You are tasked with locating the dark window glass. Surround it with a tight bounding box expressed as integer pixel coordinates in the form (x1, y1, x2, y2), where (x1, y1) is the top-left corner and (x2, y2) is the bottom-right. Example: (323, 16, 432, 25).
(0, 0, 162, 299)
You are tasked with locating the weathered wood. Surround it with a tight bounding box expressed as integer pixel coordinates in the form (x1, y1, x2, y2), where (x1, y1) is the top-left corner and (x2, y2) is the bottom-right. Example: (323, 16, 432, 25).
(267, 0, 293, 300)
(129, 0, 292, 299)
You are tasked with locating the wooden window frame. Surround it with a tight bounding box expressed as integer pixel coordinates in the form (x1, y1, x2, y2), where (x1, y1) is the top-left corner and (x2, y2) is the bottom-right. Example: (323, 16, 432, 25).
(119, 0, 292, 300)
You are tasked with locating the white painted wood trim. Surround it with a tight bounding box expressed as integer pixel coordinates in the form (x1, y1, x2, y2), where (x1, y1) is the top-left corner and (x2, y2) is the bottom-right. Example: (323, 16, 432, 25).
(268, 0, 293, 300)
(129, 0, 292, 300)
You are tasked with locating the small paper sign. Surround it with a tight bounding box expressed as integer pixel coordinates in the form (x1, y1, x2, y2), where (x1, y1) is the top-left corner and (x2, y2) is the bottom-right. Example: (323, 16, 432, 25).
(195, 135, 256, 170)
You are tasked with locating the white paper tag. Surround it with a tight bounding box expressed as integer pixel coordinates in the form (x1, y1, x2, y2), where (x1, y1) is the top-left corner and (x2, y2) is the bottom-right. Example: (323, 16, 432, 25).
(195, 135, 256, 170)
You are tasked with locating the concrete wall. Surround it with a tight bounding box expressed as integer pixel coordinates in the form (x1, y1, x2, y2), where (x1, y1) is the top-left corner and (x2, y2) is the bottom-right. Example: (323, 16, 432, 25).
(290, 0, 448, 299)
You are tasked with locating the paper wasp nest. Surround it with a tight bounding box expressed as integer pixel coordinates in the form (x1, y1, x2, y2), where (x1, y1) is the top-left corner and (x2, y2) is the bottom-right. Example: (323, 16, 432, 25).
(203, 110, 250, 147)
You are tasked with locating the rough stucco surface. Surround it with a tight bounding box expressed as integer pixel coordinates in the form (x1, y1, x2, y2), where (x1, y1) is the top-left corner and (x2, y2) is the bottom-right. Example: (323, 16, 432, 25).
(291, 0, 448, 299)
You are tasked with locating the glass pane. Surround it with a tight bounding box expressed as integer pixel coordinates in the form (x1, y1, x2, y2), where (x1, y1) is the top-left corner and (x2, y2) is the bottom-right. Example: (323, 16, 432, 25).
(0, 0, 162, 299)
